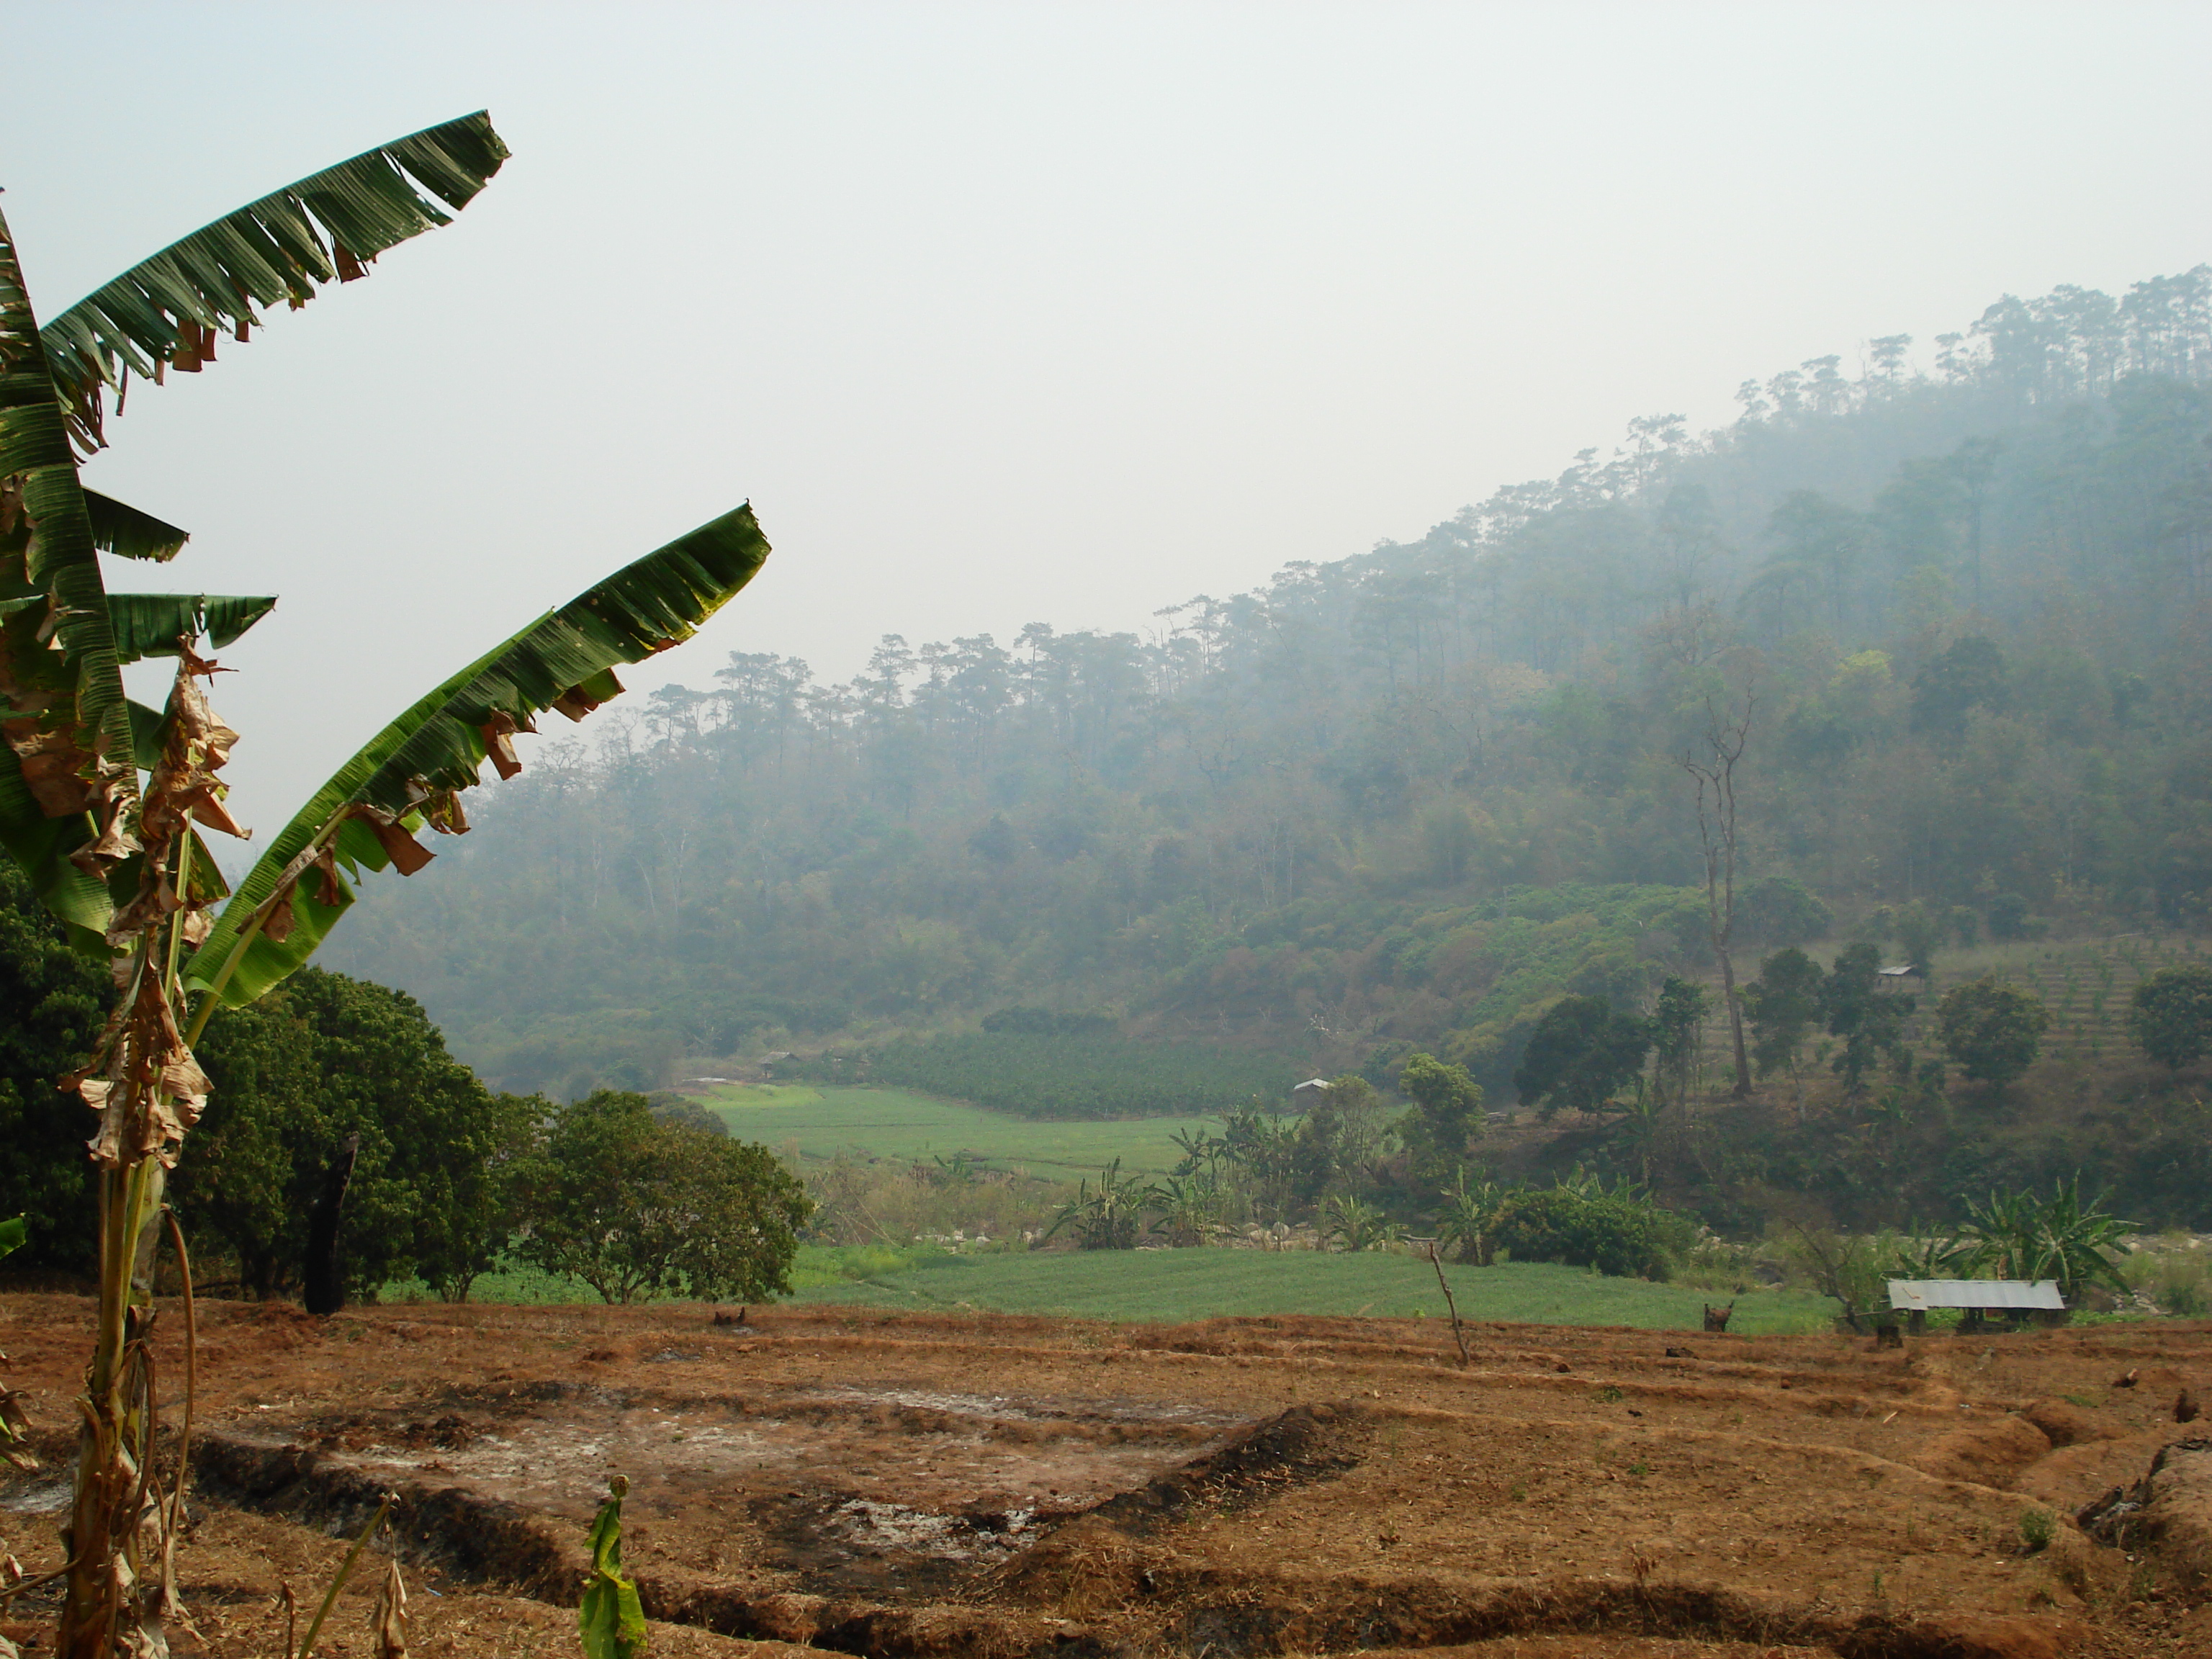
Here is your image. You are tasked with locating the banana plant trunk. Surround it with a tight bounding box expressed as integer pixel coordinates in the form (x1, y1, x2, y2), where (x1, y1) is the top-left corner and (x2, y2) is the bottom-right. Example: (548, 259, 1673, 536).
(51, 668, 233, 1658)
(58, 1105, 174, 1655)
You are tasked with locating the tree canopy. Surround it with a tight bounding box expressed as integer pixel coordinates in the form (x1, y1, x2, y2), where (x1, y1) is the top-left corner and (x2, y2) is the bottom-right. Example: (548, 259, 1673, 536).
(1511, 997, 1650, 1117)
(168, 968, 539, 1299)
(1935, 979, 2053, 1089)
(2128, 964, 2212, 1070)
(1396, 1050, 1484, 1182)
(513, 1090, 811, 1304)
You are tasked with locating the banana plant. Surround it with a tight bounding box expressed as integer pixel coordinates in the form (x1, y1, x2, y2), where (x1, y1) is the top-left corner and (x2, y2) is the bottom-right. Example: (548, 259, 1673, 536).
(1960, 1179, 2133, 1301)
(1043, 1160, 1155, 1250)
(1322, 1194, 1405, 1253)
(1, 114, 775, 1658)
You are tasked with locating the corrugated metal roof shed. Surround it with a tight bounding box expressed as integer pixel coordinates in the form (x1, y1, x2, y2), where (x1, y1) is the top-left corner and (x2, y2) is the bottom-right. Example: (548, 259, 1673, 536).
(1887, 1279, 2065, 1310)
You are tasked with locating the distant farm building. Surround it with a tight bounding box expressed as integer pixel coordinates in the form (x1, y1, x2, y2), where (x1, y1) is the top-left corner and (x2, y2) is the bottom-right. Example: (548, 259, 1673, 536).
(1292, 1078, 1332, 1112)
(1887, 1278, 2064, 1331)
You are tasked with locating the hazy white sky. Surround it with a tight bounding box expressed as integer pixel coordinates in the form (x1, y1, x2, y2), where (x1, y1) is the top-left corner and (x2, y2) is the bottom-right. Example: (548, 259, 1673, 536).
(4, 1, 2209, 838)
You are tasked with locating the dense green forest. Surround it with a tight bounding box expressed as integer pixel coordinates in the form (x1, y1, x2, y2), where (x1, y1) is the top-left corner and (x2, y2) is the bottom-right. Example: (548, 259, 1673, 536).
(327, 264, 2212, 1115)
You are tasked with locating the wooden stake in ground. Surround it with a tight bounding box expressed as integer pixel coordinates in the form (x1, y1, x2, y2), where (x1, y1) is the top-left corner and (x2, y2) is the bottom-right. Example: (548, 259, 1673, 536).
(1427, 1243, 1472, 1367)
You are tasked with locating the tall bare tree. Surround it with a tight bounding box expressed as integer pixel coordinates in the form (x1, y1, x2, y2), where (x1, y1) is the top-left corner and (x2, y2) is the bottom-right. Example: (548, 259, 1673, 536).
(1682, 690, 1755, 1097)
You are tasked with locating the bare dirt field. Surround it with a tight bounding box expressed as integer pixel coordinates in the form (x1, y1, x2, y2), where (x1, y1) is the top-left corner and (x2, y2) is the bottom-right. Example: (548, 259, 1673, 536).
(2, 1296, 2209, 1658)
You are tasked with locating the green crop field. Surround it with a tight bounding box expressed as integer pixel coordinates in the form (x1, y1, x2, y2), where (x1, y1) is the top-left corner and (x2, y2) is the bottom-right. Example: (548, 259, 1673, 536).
(783, 1246, 1839, 1332)
(702, 1084, 1203, 1174)
(391, 1244, 1835, 1331)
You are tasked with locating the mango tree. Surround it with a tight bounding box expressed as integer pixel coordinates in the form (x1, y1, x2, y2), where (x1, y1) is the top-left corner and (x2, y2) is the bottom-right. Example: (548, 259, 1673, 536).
(0, 114, 773, 1656)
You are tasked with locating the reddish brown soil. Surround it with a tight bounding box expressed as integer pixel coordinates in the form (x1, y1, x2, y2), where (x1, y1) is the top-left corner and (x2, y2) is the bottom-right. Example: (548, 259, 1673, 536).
(3, 1296, 2209, 1658)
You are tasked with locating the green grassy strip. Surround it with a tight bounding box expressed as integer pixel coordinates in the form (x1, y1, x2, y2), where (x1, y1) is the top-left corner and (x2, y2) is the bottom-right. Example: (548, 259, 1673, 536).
(783, 1249, 1842, 1331)
(387, 1244, 1836, 1330)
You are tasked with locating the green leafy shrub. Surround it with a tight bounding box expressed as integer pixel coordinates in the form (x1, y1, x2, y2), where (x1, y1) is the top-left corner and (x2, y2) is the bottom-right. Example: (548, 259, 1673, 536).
(1490, 1181, 1691, 1280)
(2120, 1245, 2211, 1316)
(1323, 1195, 1405, 1252)
(1959, 1179, 2132, 1299)
(1511, 997, 1650, 1116)
(0, 860, 115, 1271)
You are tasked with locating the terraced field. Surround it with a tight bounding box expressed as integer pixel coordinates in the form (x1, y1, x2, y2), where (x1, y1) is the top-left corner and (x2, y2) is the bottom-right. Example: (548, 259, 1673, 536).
(1696, 931, 2206, 1069)
(1967, 934, 2203, 1060)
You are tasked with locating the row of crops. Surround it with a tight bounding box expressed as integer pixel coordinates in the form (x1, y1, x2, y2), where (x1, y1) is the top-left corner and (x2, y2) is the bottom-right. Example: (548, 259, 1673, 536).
(780, 1033, 1305, 1120)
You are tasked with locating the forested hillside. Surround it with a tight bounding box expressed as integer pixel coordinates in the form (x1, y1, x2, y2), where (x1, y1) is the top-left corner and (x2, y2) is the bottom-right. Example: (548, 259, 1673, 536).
(328, 267, 2212, 1102)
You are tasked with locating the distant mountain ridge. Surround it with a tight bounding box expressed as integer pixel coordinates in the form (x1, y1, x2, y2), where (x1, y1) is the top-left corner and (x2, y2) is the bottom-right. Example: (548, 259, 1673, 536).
(325, 263, 2212, 1104)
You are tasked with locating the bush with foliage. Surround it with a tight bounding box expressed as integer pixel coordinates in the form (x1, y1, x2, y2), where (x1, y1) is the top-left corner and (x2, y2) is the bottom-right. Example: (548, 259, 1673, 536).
(1782, 1226, 1890, 1331)
(1285, 1074, 1394, 1201)
(513, 1090, 811, 1303)
(1322, 1194, 1405, 1252)
(2129, 964, 2212, 1070)
(1435, 1171, 1509, 1265)
(804, 1151, 1066, 1246)
(6, 854, 557, 1300)
(1043, 1159, 1154, 1249)
(1959, 1179, 2131, 1300)
(1893, 900, 1943, 978)
(1488, 1174, 1691, 1280)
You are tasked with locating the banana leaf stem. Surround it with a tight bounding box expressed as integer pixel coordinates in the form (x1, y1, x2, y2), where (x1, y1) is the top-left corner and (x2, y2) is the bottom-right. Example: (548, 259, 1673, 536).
(159, 1206, 197, 1609)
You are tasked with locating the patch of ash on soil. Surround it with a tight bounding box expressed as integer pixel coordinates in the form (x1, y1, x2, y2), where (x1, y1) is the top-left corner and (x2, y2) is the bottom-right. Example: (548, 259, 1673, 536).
(813, 1383, 1238, 1429)
(287, 1405, 806, 1518)
(0, 1473, 71, 1515)
(830, 1496, 1041, 1560)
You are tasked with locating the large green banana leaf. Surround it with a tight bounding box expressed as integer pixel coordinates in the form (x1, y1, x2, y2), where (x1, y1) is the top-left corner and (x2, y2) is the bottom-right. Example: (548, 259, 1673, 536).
(107, 593, 278, 663)
(38, 112, 508, 453)
(4, 114, 505, 953)
(184, 504, 773, 1007)
(1, 206, 140, 946)
(85, 490, 190, 561)
(0, 764, 109, 950)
